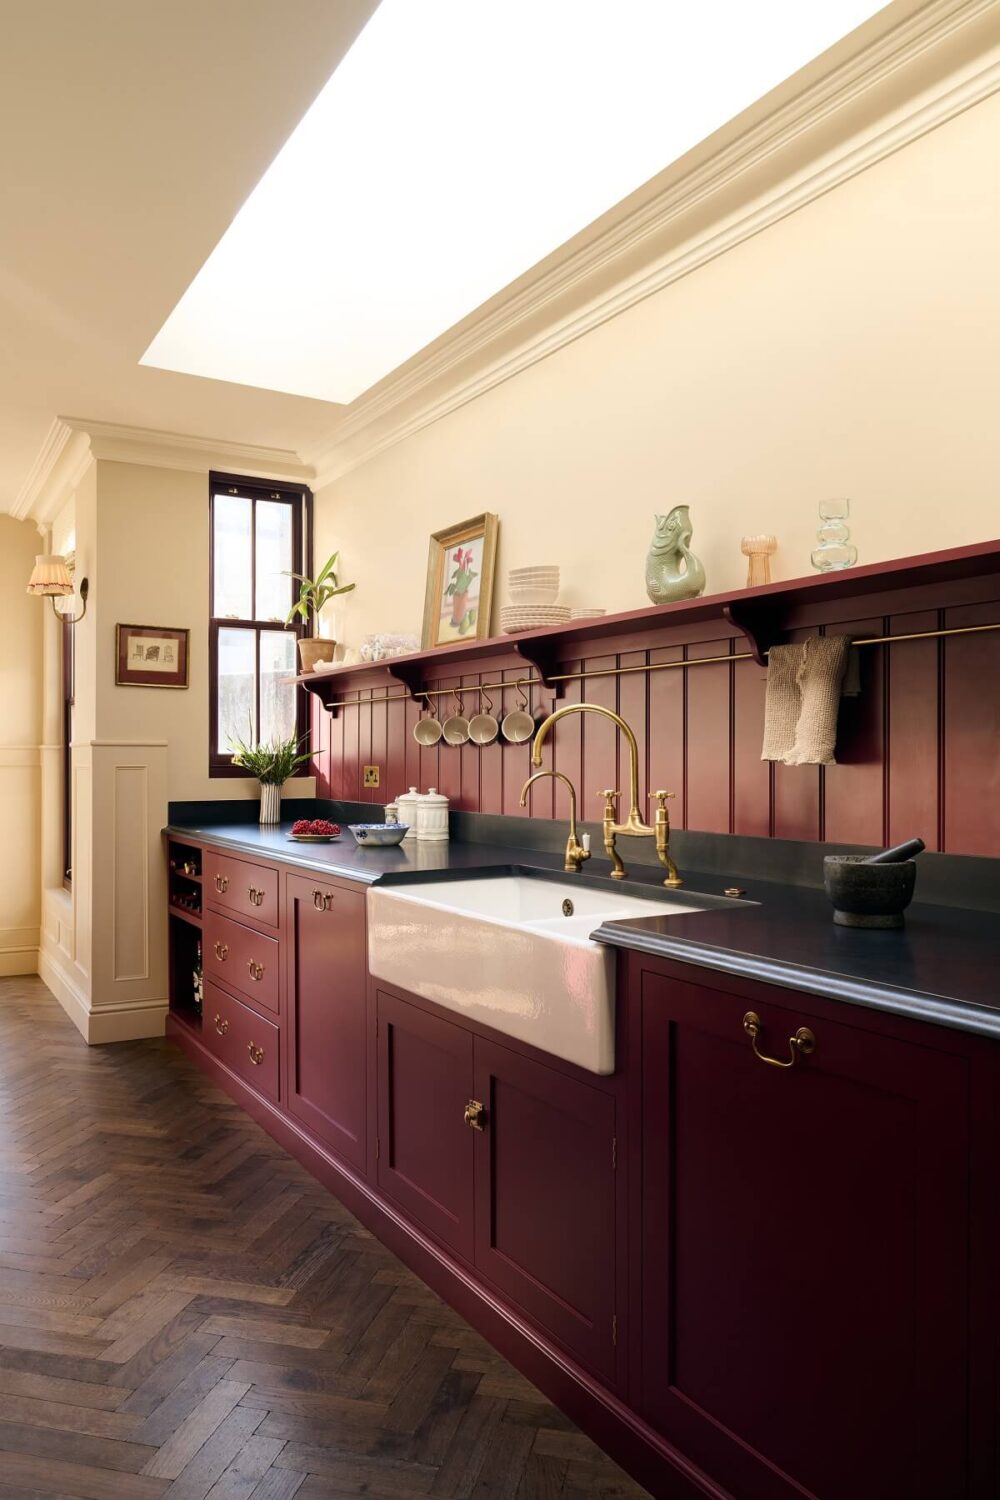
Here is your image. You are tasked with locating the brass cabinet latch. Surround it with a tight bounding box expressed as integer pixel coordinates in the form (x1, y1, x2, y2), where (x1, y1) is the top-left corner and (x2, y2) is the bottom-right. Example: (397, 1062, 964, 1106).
(312, 889, 334, 911)
(463, 1099, 487, 1131)
(743, 1011, 816, 1069)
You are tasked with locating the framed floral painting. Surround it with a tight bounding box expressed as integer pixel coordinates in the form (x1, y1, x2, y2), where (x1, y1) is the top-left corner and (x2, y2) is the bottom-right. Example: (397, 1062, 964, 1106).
(421, 514, 499, 649)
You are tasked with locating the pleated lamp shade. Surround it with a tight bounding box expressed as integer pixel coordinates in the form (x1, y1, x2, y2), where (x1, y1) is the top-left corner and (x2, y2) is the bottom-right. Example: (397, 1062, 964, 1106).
(26, 554, 74, 597)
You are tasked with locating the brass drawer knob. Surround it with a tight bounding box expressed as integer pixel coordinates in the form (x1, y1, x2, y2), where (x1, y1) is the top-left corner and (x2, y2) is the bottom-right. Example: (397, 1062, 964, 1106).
(247, 1042, 265, 1065)
(214, 874, 229, 893)
(247, 886, 265, 907)
(312, 889, 333, 911)
(213, 941, 228, 961)
(743, 1011, 815, 1069)
(463, 1099, 487, 1131)
(213, 1013, 229, 1036)
(247, 960, 264, 982)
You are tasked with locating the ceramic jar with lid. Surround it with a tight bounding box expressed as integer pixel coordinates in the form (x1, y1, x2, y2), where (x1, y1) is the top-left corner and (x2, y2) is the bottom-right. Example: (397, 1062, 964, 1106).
(415, 788, 449, 842)
(395, 787, 420, 837)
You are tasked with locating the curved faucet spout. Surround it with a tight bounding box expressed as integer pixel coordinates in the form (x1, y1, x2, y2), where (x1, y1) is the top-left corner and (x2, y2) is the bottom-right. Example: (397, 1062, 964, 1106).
(519, 768, 590, 873)
(531, 702, 647, 831)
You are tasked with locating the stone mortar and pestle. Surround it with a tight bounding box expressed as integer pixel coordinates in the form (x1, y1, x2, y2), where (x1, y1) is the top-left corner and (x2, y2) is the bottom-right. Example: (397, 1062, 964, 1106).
(823, 838, 925, 929)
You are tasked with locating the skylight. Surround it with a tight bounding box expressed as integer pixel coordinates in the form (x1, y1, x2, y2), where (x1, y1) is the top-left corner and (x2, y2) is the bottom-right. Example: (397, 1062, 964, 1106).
(141, 0, 888, 406)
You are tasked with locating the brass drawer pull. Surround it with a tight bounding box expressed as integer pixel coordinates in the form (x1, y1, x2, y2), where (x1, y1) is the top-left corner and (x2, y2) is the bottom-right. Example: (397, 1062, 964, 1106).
(213, 941, 228, 961)
(743, 1011, 815, 1069)
(214, 873, 229, 893)
(312, 889, 334, 911)
(247, 960, 264, 982)
(463, 1099, 487, 1131)
(247, 1042, 265, 1066)
(213, 1013, 229, 1036)
(247, 886, 265, 907)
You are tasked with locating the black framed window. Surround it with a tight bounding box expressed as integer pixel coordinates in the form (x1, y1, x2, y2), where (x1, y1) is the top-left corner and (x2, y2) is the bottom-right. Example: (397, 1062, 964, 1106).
(209, 472, 312, 777)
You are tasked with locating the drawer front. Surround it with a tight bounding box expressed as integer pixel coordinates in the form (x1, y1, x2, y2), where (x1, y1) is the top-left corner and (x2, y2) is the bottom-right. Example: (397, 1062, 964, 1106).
(204, 849, 279, 929)
(204, 981, 280, 1103)
(204, 909, 279, 1016)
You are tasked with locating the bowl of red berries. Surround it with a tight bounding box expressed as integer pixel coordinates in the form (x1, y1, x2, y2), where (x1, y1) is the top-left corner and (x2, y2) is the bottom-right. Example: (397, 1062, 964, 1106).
(287, 818, 342, 843)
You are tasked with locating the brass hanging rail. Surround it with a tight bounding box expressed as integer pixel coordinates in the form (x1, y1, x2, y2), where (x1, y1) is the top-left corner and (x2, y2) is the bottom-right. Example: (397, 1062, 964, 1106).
(306, 618, 1000, 713)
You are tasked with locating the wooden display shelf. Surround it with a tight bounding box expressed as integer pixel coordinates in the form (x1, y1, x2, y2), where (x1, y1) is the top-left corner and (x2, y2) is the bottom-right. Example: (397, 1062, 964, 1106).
(168, 902, 203, 928)
(293, 541, 1000, 715)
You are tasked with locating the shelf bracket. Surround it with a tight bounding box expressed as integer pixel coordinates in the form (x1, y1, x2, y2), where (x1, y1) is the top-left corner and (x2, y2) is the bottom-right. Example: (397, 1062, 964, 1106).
(722, 602, 782, 667)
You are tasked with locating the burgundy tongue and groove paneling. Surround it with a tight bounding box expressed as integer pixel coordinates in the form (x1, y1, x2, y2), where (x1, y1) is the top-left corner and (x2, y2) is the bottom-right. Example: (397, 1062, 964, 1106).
(313, 585, 1000, 857)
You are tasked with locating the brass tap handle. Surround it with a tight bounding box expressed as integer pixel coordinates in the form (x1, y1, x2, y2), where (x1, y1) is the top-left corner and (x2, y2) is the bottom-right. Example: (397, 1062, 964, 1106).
(214, 874, 229, 893)
(247, 960, 264, 982)
(213, 1013, 229, 1036)
(247, 1042, 265, 1066)
(743, 1011, 816, 1069)
(598, 789, 621, 817)
(312, 889, 333, 912)
(247, 886, 264, 907)
(213, 941, 228, 961)
(649, 790, 677, 811)
(463, 1099, 487, 1131)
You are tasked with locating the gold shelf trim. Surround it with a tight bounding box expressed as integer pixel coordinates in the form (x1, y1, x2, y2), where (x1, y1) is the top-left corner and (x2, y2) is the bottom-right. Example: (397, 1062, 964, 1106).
(308, 619, 1000, 712)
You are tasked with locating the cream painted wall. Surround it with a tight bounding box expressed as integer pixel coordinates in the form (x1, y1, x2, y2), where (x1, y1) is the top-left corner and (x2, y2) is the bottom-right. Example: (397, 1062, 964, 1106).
(94, 460, 313, 802)
(0, 515, 43, 973)
(315, 92, 1000, 645)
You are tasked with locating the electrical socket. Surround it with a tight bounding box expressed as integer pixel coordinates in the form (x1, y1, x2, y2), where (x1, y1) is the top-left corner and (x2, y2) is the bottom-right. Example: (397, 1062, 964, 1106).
(363, 765, 380, 788)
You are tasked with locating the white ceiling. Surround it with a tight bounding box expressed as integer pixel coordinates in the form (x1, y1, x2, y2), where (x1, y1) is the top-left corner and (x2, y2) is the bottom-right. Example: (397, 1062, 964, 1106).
(0, 0, 378, 513)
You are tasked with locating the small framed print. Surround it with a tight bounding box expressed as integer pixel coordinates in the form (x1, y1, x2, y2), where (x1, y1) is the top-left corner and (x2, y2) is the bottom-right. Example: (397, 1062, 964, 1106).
(421, 513, 499, 649)
(116, 624, 189, 688)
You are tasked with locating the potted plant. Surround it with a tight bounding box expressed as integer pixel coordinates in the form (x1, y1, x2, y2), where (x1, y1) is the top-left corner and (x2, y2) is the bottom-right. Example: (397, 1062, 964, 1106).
(286, 552, 356, 671)
(229, 728, 311, 824)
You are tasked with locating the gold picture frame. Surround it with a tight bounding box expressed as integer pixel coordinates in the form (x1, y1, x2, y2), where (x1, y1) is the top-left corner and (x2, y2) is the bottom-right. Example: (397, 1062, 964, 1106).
(421, 513, 499, 649)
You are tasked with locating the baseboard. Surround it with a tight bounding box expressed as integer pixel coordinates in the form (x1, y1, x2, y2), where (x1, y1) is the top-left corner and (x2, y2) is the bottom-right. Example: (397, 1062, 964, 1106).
(38, 946, 91, 1041)
(165, 1016, 728, 1500)
(38, 946, 167, 1043)
(0, 948, 39, 977)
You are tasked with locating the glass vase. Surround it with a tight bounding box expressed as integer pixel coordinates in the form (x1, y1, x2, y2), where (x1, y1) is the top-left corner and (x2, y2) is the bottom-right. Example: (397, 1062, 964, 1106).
(811, 498, 858, 572)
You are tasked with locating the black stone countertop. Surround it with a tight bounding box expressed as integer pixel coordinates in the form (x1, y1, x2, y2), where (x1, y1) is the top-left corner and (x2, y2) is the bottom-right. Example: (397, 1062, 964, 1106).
(167, 820, 1000, 1042)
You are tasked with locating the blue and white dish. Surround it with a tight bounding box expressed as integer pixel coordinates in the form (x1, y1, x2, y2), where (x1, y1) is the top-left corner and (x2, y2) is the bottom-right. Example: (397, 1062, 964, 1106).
(348, 822, 409, 847)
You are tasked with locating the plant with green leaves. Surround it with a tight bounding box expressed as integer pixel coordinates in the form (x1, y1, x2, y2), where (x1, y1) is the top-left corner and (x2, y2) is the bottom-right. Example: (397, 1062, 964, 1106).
(285, 551, 356, 629)
(228, 725, 311, 785)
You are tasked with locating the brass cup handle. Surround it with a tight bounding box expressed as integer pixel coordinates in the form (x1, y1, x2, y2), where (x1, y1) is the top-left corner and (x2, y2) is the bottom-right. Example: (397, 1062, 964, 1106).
(213, 1013, 229, 1036)
(247, 1042, 265, 1066)
(213, 941, 228, 961)
(743, 1011, 816, 1069)
(463, 1099, 487, 1131)
(214, 874, 229, 893)
(312, 889, 333, 911)
(247, 960, 264, 982)
(247, 886, 264, 907)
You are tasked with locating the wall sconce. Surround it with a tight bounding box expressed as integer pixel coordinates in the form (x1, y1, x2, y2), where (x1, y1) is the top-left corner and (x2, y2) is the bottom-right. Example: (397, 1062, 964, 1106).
(26, 554, 89, 624)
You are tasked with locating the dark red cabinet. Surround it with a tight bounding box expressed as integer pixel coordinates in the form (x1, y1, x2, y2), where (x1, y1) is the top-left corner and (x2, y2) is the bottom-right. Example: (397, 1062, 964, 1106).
(637, 965, 978, 1500)
(284, 874, 367, 1172)
(375, 988, 475, 1261)
(473, 1038, 620, 1384)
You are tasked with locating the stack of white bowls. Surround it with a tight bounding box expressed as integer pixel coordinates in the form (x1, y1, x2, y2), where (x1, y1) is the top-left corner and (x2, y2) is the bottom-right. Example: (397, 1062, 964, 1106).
(500, 567, 570, 633)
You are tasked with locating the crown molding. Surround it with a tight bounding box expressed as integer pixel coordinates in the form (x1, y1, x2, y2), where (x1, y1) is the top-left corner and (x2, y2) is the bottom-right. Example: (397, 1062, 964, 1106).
(59, 417, 315, 483)
(305, 0, 1000, 488)
(11, 418, 94, 524)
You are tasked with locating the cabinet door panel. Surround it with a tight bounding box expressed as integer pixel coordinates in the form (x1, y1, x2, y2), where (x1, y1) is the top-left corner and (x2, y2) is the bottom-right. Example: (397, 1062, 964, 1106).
(376, 990, 474, 1261)
(640, 970, 971, 1500)
(204, 849, 279, 929)
(473, 1038, 618, 1383)
(204, 981, 280, 1104)
(204, 909, 279, 1016)
(284, 874, 366, 1171)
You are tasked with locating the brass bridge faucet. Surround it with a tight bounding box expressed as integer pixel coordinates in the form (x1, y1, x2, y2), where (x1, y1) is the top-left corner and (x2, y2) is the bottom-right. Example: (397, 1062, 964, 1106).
(519, 769, 591, 872)
(530, 703, 683, 887)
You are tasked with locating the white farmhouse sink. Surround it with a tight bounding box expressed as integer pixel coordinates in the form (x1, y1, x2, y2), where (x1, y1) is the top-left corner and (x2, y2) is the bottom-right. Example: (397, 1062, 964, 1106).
(367, 876, 710, 1074)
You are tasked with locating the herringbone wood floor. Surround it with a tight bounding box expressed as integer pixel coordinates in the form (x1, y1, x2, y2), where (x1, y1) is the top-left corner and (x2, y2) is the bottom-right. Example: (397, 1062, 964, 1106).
(0, 977, 651, 1500)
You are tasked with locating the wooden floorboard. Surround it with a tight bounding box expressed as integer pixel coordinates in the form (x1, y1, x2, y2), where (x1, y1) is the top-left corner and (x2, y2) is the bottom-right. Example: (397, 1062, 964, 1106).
(0, 978, 651, 1499)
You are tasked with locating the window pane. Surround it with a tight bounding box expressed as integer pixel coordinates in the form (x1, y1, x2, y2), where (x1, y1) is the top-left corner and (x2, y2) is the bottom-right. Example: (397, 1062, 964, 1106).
(255, 500, 294, 622)
(259, 630, 298, 746)
(217, 628, 256, 753)
(213, 494, 252, 618)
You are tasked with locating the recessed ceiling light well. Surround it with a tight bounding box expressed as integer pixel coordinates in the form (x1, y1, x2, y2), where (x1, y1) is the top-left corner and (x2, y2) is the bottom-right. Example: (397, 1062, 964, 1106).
(141, 1, 887, 406)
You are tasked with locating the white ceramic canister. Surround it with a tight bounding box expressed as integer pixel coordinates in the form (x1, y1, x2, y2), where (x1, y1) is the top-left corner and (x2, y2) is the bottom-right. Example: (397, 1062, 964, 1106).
(396, 787, 420, 837)
(415, 787, 450, 843)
